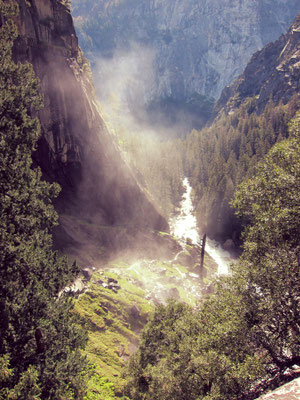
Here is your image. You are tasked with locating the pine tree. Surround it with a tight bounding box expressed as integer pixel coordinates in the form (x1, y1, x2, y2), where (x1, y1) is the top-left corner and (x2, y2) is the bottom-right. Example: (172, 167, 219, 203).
(232, 113, 300, 373)
(125, 114, 300, 400)
(0, 2, 87, 398)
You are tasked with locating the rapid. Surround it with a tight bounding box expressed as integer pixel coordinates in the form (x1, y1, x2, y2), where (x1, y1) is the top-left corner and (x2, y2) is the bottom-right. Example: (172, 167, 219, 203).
(169, 177, 233, 275)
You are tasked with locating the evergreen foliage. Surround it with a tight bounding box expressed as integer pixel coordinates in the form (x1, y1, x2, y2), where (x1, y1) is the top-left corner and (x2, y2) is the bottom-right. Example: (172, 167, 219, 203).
(119, 130, 184, 217)
(1, 2, 299, 399)
(0, 2, 87, 398)
(232, 113, 300, 373)
(185, 96, 299, 243)
(111, 93, 299, 243)
(125, 299, 264, 400)
(125, 113, 300, 400)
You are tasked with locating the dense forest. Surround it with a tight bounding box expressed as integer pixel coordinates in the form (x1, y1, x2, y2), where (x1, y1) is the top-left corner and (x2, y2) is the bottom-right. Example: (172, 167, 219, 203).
(112, 92, 299, 247)
(185, 96, 299, 244)
(0, 2, 87, 398)
(124, 113, 300, 400)
(0, 0, 299, 399)
(112, 127, 184, 217)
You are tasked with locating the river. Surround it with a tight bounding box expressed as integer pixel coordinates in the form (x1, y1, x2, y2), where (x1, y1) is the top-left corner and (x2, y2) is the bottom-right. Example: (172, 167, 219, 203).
(169, 177, 233, 275)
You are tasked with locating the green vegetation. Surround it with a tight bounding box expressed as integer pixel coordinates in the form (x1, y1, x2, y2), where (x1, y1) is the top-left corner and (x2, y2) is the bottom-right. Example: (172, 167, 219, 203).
(1, 1, 299, 399)
(124, 114, 300, 400)
(74, 268, 152, 397)
(123, 133, 184, 217)
(103, 115, 184, 217)
(84, 372, 123, 400)
(125, 299, 264, 400)
(60, 0, 72, 11)
(74, 249, 216, 398)
(185, 96, 299, 243)
(0, 2, 87, 398)
(231, 113, 300, 374)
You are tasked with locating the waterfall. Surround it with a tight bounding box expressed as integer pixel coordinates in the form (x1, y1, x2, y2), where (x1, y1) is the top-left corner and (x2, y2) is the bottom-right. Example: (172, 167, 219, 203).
(169, 178, 232, 275)
(205, 238, 232, 275)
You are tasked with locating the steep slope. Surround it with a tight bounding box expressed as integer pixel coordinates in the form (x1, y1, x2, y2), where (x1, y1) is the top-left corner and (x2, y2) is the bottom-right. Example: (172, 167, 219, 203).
(72, 0, 299, 128)
(185, 12, 300, 246)
(216, 12, 300, 114)
(12, 0, 168, 263)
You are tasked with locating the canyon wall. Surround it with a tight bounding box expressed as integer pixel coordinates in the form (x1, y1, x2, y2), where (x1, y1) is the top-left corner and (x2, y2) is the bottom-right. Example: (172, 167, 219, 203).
(12, 0, 168, 262)
(72, 0, 299, 108)
(216, 12, 300, 114)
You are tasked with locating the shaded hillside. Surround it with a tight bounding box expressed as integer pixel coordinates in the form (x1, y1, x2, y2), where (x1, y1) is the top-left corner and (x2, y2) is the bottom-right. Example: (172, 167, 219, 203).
(72, 0, 298, 131)
(11, 0, 169, 262)
(185, 12, 300, 246)
(216, 12, 300, 114)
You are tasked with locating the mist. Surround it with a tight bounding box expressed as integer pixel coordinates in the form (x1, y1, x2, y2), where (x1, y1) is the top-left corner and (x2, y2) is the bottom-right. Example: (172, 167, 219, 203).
(92, 43, 155, 134)
(91, 42, 199, 140)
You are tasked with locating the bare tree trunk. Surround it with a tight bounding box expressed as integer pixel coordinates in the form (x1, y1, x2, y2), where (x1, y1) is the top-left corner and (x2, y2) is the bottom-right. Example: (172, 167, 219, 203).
(200, 233, 207, 270)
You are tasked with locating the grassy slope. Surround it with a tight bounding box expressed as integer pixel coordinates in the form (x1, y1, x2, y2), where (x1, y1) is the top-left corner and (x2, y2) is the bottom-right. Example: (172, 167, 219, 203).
(75, 242, 218, 399)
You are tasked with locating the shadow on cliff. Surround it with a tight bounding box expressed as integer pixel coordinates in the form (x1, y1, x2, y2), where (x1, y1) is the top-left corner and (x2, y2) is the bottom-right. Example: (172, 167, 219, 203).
(12, 0, 170, 266)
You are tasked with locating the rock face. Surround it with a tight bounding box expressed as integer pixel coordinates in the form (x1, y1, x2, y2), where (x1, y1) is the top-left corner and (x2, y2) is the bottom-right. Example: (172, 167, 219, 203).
(72, 0, 299, 105)
(216, 12, 300, 114)
(12, 0, 168, 261)
(258, 377, 300, 400)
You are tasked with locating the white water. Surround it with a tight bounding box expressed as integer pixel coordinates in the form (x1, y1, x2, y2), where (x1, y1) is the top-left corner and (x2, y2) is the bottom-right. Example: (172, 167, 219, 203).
(170, 178, 232, 275)
(205, 238, 232, 275)
(169, 178, 200, 244)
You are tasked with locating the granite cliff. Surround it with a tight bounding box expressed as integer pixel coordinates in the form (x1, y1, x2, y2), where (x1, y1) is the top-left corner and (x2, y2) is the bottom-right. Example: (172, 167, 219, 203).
(182, 12, 300, 248)
(72, 0, 299, 128)
(11, 0, 169, 263)
(216, 12, 300, 114)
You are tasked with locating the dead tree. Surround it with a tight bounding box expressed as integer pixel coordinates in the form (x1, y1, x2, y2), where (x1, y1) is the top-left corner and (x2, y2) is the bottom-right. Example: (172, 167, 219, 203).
(200, 233, 207, 270)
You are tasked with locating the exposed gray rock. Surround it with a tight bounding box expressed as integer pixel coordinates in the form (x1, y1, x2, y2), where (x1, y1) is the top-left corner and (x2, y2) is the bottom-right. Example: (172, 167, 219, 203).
(12, 0, 169, 262)
(82, 268, 93, 281)
(72, 0, 299, 103)
(175, 251, 194, 267)
(168, 287, 180, 299)
(258, 376, 300, 400)
(108, 278, 118, 284)
(223, 239, 235, 252)
(215, 12, 300, 114)
(64, 278, 86, 294)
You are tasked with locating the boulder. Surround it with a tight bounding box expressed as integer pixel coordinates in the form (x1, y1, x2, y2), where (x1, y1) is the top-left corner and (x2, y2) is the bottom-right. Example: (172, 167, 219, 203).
(168, 287, 180, 300)
(258, 377, 300, 400)
(223, 239, 235, 252)
(175, 251, 194, 267)
(82, 268, 92, 281)
(128, 305, 140, 318)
